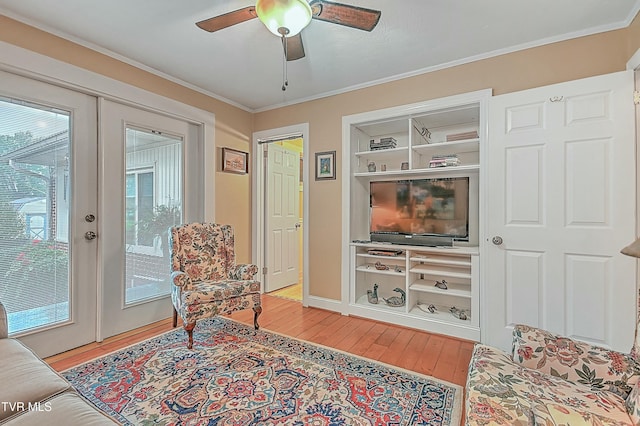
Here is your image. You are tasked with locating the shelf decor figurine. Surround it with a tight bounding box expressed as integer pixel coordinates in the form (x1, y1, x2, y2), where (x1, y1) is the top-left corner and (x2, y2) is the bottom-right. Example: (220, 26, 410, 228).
(417, 303, 437, 313)
(374, 261, 389, 270)
(383, 288, 406, 307)
(450, 306, 468, 320)
(367, 283, 379, 304)
(368, 161, 376, 172)
(435, 279, 448, 290)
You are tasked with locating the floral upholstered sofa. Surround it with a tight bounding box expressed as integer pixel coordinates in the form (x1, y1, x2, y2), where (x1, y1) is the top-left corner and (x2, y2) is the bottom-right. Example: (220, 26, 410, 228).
(466, 324, 640, 425)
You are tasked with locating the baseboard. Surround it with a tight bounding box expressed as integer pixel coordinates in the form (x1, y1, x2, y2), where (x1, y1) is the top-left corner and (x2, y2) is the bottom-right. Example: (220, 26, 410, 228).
(304, 295, 344, 314)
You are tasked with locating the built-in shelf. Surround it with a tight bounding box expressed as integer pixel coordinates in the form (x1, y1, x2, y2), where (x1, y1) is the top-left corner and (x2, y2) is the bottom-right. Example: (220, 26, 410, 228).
(412, 138, 479, 153)
(355, 146, 409, 159)
(353, 164, 480, 178)
(409, 280, 472, 298)
(408, 303, 471, 324)
(357, 253, 404, 260)
(355, 294, 406, 313)
(356, 265, 405, 276)
(408, 266, 472, 280)
(409, 256, 472, 267)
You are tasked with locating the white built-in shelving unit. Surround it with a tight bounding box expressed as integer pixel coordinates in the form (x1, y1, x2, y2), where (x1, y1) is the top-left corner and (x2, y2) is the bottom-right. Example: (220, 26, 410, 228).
(341, 90, 490, 341)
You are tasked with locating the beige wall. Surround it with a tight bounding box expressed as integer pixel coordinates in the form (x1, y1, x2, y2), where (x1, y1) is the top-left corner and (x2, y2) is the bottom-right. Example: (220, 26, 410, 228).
(254, 25, 637, 300)
(0, 15, 255, 262)
(1, 14, 639, 300)
(629, 12, 640, 59)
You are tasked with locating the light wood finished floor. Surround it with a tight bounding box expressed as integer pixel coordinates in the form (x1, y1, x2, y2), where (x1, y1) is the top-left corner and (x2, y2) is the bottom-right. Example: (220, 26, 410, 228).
(45, 294, 474, 424)
(268, 283, 302, 301)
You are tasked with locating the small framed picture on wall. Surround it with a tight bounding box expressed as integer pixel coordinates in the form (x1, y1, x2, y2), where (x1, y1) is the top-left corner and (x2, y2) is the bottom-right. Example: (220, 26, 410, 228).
(222, 147, 249, 174)
(315, 151, 336, 180)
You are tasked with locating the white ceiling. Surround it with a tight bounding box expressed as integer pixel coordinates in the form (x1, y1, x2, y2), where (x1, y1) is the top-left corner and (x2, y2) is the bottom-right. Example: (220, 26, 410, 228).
(1, 0, 639, 112)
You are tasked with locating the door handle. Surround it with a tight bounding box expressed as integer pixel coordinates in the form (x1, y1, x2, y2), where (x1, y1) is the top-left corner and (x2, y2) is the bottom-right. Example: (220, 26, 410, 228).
(492, 236, 503, 245)
(295, 223, 301, 230)
(85, 231, 97, 241)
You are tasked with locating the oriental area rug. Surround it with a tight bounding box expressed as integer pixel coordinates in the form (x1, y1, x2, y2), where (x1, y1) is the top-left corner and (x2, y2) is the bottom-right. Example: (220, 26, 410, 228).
(63, 318, 462, 425)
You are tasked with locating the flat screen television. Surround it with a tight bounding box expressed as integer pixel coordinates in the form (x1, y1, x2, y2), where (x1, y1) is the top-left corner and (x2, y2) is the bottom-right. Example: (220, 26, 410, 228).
(369, 177, 469, 246)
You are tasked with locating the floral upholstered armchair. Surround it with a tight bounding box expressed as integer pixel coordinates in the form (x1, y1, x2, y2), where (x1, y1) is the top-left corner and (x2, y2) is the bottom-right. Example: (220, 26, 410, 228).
(169, 223, 262, 349)
(466, 317, 640, 425)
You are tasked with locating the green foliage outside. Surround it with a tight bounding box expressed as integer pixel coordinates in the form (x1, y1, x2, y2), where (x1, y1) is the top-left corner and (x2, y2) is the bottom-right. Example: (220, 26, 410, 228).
(1, 240, 69, 310)
(0, 131, 64, 313)
(138, 204, 182, 258)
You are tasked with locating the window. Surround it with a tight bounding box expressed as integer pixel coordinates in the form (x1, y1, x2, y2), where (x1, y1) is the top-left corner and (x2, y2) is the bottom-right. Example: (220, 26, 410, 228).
(124, 126, 182, 304)
(0, 96, 71, 333)
(125, 169, 155, 247)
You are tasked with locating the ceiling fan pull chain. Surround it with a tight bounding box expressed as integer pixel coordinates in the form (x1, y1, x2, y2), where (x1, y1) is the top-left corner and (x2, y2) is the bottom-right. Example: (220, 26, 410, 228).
(281, 34, 289, 91)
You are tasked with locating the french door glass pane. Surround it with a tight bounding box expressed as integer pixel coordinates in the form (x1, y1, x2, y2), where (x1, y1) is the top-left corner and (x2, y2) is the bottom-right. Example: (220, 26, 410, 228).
(124, 127, 182, 305)
(0, 97, 71, 334)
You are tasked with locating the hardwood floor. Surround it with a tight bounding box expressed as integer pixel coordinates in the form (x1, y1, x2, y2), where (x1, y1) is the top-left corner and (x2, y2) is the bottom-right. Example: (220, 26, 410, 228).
(45, 294, 474, 422)
(268, 282, 302, 301)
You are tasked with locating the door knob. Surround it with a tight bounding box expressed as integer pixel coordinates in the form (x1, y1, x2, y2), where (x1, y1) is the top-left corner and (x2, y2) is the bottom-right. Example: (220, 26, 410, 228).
(85, 214, 96, 223)
(492, 236, 503, 245)
(295, 223, 301, 230)
(85, 231, 97, 240)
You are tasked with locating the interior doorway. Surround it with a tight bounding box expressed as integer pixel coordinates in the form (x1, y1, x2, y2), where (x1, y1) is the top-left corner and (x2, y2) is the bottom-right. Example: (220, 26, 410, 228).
(252, 124, 309, 304)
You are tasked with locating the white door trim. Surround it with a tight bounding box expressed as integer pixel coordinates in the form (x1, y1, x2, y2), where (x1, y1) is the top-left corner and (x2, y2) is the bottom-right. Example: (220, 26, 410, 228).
(627, 47, 640, 71)
(0, 41, 215, 222)
(252, 123, 309, 305)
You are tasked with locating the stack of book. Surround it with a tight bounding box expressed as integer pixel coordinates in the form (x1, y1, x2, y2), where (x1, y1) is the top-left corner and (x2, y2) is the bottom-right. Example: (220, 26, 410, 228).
(446, 130, 478, 142)
(429, 154, 460, 168)
(370, 137, 397, 151)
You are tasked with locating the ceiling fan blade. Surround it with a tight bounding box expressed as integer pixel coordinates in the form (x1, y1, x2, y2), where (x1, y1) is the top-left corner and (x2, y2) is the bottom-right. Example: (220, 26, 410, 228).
(196, 6, 257, 32)
(284, 34, 306, 61)
(309, 0, 381, 31)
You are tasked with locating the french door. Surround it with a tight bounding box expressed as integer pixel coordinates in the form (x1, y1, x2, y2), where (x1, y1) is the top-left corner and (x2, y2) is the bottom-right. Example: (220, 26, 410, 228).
(99, 99, 200, 339)
(0, 71, 98, 357)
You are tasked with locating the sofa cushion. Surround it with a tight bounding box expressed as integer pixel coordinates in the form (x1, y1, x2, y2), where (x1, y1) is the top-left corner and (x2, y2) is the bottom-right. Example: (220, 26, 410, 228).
(181, 280, 261, 305)
(2, 392, 117, 425)
(0, 302, 8, 339)
(626, 379, 640, 424)
(532, 402, 631, 426)
(466, 344, 632, 425)
(0, 339, 71, 421)
(512, 324, 640, 399)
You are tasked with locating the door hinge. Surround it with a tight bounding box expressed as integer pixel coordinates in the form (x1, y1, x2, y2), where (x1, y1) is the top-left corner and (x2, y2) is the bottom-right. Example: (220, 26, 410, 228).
(634, 90, 640, 105)
(263, 267, 268, 275)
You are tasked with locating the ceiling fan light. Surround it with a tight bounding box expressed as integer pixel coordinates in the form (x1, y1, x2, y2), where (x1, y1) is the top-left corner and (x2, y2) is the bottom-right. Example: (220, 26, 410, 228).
(256, 0, 312, 37)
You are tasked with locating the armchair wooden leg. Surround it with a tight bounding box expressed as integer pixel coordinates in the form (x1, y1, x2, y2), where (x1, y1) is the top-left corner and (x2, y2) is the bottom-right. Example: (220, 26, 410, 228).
(184, 322, 196, 349)
(172, 307, 178, 328)
(253, 306, 262, 330)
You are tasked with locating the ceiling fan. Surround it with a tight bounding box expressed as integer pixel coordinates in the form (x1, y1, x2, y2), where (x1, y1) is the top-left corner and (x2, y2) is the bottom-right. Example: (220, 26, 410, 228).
(196, 0, 382, 61)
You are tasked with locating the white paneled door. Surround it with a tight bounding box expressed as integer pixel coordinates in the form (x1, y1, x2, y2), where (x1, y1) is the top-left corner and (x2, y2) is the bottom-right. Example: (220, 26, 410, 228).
(0, 71, 98, 358)
(266, 143, 300, 292)
(485, 71, 637, 352)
